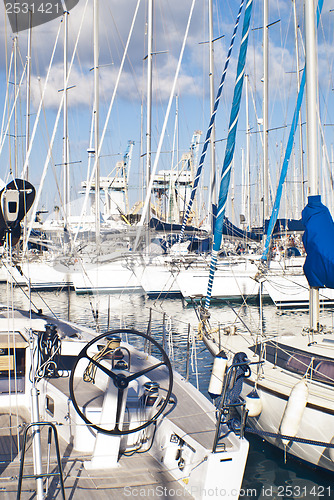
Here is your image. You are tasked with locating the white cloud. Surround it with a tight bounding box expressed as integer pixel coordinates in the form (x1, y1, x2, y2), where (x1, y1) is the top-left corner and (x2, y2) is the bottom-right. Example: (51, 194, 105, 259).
(9, 0, 206, 110)
(1, 0, 333, 117)
(30, 61, 93, 108)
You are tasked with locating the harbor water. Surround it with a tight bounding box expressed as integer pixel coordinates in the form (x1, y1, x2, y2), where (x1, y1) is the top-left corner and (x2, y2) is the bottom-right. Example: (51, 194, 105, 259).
(1, 283, 333, 499)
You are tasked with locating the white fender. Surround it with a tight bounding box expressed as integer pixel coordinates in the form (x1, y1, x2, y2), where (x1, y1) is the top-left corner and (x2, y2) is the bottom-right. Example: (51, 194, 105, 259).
(329, 436, 334, 462)
(208, 350, 228, 399)
(245, 389, 262, 417)
(280, 380, 308, 445)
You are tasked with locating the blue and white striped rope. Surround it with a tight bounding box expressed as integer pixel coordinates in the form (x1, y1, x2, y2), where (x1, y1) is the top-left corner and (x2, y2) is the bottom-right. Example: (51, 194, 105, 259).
(205, 0, 253, 311)
(178, 0, 245, 243)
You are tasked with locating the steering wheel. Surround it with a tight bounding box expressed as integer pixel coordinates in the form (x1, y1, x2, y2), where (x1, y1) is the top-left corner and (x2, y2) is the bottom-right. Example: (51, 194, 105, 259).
(69, 328, 173, 435)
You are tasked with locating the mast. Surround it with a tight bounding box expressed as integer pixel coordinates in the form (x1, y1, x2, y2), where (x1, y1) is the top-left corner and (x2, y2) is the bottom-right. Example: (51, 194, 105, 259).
(94, 0, 100, 247)
(208, 0, 216, 229)
(63, 10, 70, 227)
(25, 12, 32, 181)
(146, 0, 153, 229)
(231, 157, 235, 225)
(204, 0, 254, 310)
(263, 0, 269, 223)
(245, 73, 251, 227)
(305, 0, 319, 331)
(178, 0, 245, 244)
(292, 0, 305, 211)
(22, 14, 32, 249)
(123, 140, 134, 215)
(14, 35, 18, 177)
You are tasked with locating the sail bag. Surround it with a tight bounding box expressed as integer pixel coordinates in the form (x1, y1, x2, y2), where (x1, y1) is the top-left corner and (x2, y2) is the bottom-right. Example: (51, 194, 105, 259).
(302, 195, 334, 288)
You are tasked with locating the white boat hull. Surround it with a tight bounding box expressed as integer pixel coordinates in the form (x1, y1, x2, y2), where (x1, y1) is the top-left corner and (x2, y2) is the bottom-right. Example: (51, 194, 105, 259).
(140, 264, 182, 297)
(241, 377, 334, 471)
(204, 332, 334, 472)
(179, 261, 261, 302)
(72, 261, 144, 294)
(6, 261, 74, 289)
(264, 274, 334, 308)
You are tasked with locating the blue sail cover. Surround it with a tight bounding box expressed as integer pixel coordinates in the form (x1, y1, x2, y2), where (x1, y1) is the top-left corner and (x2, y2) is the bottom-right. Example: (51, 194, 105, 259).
(302, 195, 334, 288)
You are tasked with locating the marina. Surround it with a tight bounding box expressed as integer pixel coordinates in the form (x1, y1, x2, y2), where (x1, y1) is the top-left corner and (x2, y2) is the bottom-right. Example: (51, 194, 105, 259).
(1, 0, 334, 497)
(1, 283, 333, 498)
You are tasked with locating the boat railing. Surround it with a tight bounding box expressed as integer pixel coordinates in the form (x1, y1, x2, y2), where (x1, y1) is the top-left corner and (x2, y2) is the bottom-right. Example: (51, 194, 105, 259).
(16, 421, 66, 500)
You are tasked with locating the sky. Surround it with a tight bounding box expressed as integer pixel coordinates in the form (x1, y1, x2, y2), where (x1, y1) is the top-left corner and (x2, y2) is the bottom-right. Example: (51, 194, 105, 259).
(1, 0, 334, 227)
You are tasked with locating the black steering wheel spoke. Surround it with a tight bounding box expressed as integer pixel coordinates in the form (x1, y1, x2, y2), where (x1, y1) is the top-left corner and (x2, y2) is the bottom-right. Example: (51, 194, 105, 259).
(69, 329, 173, 436)
(84, 352, 118, 382)
(126, 361, 165, 383)
(114, 387, 125, 433)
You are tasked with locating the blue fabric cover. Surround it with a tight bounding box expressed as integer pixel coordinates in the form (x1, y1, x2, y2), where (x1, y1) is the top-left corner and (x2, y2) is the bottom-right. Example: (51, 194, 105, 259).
(302, 195, 334, 288)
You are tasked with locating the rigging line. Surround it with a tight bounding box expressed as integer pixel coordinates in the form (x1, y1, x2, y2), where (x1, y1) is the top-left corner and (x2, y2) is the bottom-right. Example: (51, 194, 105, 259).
(3, 10, 10, 148)
(1, 261, 58, 318)
(37, 77, 64, 221)
(133, 0, 197, 252)
(204, 0, 254, 311)
(223, 300, 254, 337)
(22, 1, 89, 256)
(19, 20, 62, 180)
(318, 115, 334, 191)
(105, 1, 142, 101)
(178, 0, 246, 243)
(5, 235, 21, 459)
(73, 0, 142, 244)
(0, 48, 14, 144)
(0, 58, 28, 166)
(261, 0, 324, 262)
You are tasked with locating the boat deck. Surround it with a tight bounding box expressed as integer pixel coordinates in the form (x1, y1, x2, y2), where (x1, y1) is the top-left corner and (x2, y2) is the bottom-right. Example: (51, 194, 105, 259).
(0, 408, 193, 499)
(51, 354, 226, 452)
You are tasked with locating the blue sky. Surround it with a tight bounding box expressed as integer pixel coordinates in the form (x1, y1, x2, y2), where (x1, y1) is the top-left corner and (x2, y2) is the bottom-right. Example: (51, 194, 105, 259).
(1, 0, 334, 226)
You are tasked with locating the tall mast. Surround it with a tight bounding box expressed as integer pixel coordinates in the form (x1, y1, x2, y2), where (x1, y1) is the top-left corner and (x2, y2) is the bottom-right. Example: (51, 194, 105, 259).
(14, 35, 18, 177)
(305, 0, 319, 331)
(245, 73, 251, 227)
(94, 0, 100, 247)
(292, 0, 305, 212)
(146, 0, 153, 228)
(63, 10, 70, 227)
(263, 0, 269, 222)
(25, 12, 32, 180)
(208, 0, 216, 229)
(22, 13, 32, 249)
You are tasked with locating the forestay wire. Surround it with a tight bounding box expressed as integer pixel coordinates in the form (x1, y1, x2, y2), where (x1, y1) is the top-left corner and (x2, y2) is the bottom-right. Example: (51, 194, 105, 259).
(204, 0, 254, 311)
(178, 0, 246, 243)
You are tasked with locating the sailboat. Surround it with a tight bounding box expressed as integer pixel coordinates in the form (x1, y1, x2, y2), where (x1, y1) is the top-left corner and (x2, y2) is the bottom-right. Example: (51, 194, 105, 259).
(138, 0, 259, 302)
(199, 0, 334, 472)
(0, 2, 148, 294)
(0, 180, 249, 499)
